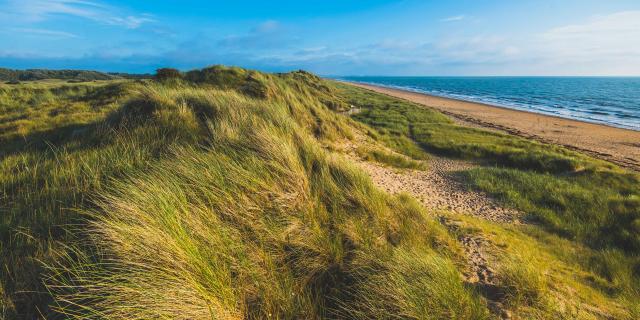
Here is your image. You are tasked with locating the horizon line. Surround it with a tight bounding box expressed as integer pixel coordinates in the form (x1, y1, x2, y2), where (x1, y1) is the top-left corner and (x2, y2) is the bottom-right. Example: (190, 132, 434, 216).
(3, 66, 640, 78)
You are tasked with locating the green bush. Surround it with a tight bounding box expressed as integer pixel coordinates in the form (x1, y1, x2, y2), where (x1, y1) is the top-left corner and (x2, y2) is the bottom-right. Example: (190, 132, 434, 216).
(154, 68, 183, 81)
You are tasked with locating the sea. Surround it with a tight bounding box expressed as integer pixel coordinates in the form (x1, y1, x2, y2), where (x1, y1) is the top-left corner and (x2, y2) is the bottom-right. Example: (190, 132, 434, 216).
(339, 76, 640, 131)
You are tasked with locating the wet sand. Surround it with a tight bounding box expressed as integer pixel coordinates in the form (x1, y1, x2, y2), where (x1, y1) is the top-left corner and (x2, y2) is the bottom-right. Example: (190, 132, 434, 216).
(347, 82, 640, 171)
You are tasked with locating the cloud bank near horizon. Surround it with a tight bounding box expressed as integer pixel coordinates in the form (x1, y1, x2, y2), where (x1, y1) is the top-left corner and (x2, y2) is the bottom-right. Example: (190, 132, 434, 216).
(1, 0, 639, 75)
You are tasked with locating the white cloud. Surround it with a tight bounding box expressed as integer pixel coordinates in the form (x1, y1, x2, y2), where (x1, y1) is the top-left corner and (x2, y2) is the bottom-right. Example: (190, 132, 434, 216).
(440, 15, 465, 22)
(4, 0, 154, 29)
(299, 46, 326, 53)
(295, 10, 640, 75)
(524, 10, 640, 74)
(2, 6, 639, 76)
(11, 27, 79, 38)
(217, 20, 292, 50)
(253, 20, 280, 33)
(104, 15, 155, 29)
(540, 11, 640, 60)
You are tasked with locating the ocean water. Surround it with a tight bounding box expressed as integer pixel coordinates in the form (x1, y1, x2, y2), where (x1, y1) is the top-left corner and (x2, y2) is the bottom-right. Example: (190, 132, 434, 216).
(340, 76, 640, 131)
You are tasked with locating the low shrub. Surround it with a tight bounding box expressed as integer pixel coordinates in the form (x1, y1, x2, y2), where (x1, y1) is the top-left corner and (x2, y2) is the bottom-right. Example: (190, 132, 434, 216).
(154, 68, 183, 82)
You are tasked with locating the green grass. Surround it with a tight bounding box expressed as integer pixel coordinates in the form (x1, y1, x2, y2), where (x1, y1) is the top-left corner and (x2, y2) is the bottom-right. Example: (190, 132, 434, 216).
(344, 246, 488, 319)
(0, 81, 204, 318)
(448, 214, 634, 319)
(498, 252, 549, 308)
(463, 167, 640, 304)
(337, 83, 609, 173)
(44, 79, 484, 319)
(463, 168, 640, 252)
(334, 82, 639, 251)
(335, 82, 640, 317)
(0, 80, 132, 146)
(1, 69, 486, 319)
(356, 146, 426, 170)
(2, 67, 639, 318)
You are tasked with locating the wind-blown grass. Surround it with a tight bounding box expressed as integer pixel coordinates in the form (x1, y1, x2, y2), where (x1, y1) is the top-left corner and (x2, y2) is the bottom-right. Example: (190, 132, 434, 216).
(463, 168, 640, 251)
(336, 81, 640, 316)
(464, 167, 640, 303)
(1, 69, 487, 318)
(0, 82, 206, 318)
(3, 67, 639, 318)
(44, 81, 486, 319)
(0, 80, 130, 147)
(337, 83, 608, 173)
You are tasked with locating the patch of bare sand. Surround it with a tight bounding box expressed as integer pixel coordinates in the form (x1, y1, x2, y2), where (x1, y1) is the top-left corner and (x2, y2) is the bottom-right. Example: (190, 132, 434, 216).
(349, 150, 522, 224)
(338, 138, 521, 318)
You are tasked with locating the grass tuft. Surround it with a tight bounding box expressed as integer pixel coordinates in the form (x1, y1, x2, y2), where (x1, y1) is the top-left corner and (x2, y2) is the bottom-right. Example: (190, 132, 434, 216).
(356, 146, 426, 169)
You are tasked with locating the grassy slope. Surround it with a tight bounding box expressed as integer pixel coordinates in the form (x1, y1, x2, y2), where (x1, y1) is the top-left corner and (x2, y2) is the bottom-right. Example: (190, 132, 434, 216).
(1, 67, 638, 319)
(0, 79, 196, 317)
(0, 68, 146, 81)
(337, 82, 640, 317)
(1, 68, 486, 319)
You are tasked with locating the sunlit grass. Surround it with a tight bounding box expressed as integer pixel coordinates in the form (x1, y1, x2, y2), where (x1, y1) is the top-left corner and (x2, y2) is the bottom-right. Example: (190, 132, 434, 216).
(337, 81, 640, 317)
(355, 146, 427, 170)
(1, 69, 484, 318)
(2, 67, 639, 318)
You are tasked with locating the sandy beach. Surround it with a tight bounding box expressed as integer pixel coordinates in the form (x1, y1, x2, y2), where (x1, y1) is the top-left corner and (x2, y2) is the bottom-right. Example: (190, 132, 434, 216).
(348, 82, 640, 171)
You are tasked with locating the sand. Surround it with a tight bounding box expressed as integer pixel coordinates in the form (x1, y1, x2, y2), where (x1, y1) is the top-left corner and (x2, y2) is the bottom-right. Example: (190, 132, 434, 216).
(338, 136, 518, 318)
(333, 82, 635, 318)
(348, 82, 640, 171)
(339, 134, 523, 224)
(356, 155, 522, 223)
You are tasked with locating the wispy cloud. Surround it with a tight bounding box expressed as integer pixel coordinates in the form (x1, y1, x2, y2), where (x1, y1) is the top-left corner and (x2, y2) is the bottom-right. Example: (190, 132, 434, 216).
(440, 15, 465, 22)
(531, 10, 640, 74)
(217, 20, 294, 50)
(2, 6, 639, 76)
(4, 0, 155, 29)
(540, 11, 640, 57)
(105, 15, 155, 29)
(11, 27, 79, 38)
(252, 20, 279, 33)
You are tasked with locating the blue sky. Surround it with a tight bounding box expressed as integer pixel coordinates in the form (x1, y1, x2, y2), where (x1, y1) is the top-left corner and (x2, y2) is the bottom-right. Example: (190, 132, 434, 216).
(1, 0, 639, 75)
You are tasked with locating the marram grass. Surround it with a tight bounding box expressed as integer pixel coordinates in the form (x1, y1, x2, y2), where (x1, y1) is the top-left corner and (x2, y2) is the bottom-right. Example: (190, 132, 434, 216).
(43, 82, 486, 319)
(1, 66, 639, 319)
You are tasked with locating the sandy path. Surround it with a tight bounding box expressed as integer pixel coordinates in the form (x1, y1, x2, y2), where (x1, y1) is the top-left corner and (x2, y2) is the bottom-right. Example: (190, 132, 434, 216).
(352, 153, 522, 224)
(340, 138, 520, 318)
(347, 82, 640, 172)
(352, 155, 518, 318)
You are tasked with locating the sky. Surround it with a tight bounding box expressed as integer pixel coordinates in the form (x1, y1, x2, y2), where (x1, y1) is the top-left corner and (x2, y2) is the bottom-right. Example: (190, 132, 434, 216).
(1, 0, 639, 75)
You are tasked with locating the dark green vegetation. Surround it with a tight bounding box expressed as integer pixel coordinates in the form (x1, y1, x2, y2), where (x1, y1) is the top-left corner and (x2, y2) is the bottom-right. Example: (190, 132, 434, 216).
(1, 67, 486, 319)
(466, 168, 640, 252)
(0, 68, 149, 82)
(465, 168, 640, 301)
(1, 66, 638, 319)
(337, 83, 640, 317)
(341, 84, 608, 173)
(154, 67, 183, 81)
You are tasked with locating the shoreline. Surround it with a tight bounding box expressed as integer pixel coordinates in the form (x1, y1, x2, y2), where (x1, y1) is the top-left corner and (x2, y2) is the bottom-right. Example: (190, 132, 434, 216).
(358, 82, 639, 132)
(344, 81, 640, 171)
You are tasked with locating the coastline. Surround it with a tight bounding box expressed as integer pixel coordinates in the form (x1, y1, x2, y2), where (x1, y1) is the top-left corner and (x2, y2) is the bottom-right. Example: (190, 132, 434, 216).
(345, 81, 640, 171)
